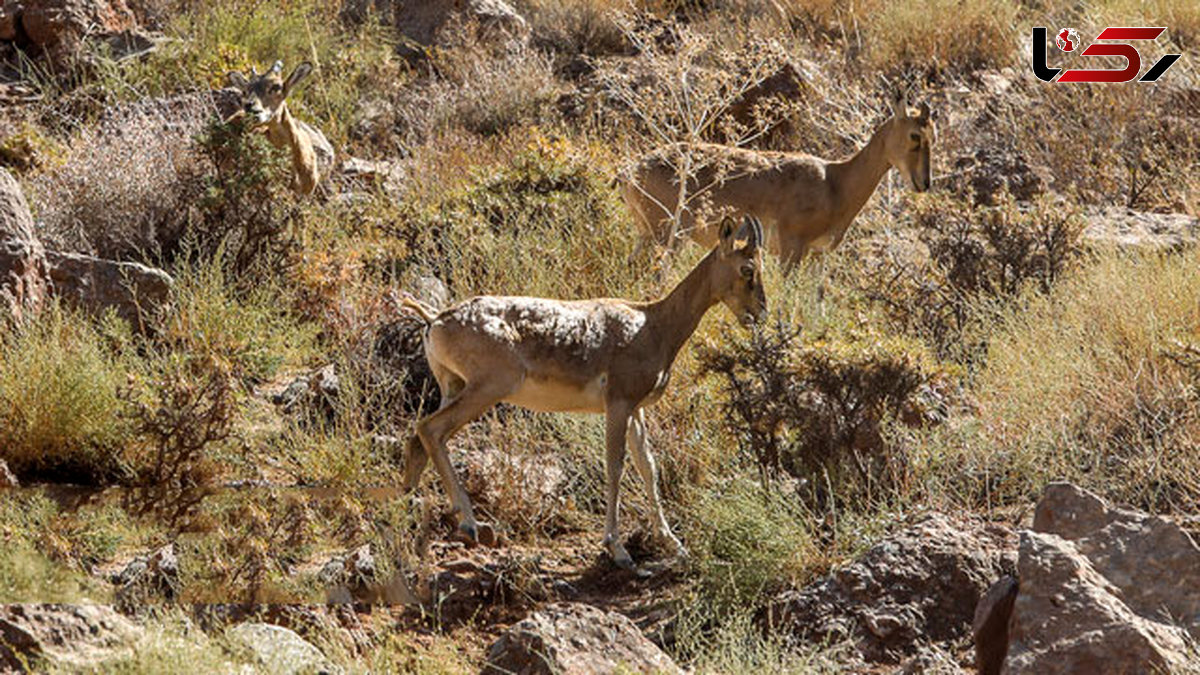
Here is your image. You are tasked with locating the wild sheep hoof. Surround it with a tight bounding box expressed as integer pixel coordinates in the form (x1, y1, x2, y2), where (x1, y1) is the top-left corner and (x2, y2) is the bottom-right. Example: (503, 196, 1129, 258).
(476, 522, 497, 547)
(457, 521, 497, 547)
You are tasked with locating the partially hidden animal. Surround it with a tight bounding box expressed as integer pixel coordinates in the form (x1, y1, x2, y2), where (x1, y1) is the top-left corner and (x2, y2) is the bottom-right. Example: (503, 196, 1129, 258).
(623, 92, 935, 273)
(400, 216, 767, 569)
(225, 60, 334, 195)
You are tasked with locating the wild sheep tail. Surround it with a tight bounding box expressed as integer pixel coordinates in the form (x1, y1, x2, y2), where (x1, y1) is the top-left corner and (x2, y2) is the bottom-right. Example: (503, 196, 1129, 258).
(399, 297, 440, 324)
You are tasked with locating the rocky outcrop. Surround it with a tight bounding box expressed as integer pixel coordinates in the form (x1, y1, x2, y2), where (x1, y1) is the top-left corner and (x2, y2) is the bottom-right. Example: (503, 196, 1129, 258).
(44, 249, 172, 330)
(226, 622, 334, 675)
(1081, 207, 1199, 251)
(273, 363, 340, 424)
(0, 167, 47, 323)
(979, 482, 1200, 674)
(1, 0, 138, 62)
(0, 604, 143, 671)
(769, 514, 1016, 664)
(952, 147, 1050, 205)
(483, 603, 680, 675)
(0, 171, 173, 329)
(1005, 531, 1192, 674)
(395, 0, 528, 49)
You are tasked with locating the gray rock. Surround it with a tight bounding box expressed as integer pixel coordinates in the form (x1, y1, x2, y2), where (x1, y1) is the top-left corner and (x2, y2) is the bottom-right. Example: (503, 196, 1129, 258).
(484, 602, 680, 675)
(44, 249, 172, 331)
(769, 514, 1016, 664)
(1004, 531, 1191, 674)
(114, 543, 179, 608)
(1001, 482, 1200, 673)
(1081, 207, 1199, 251)
(396, 0, 528, 48)
(226, 622, 336, 675)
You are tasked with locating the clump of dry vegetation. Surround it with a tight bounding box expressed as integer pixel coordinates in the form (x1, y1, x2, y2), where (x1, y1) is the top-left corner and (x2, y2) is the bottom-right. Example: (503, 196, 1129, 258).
(2, 0, 1199, 671)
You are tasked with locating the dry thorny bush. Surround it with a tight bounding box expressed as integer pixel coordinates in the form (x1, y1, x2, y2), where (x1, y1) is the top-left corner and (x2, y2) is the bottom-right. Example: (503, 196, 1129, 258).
(393, 21, 562, 144)
(27, 92, 304, 277)
(699, 318, 942, 507)
(28, 94, 213, 260)
(863, 191, 1086, 362)
(120, 351, 234, 528)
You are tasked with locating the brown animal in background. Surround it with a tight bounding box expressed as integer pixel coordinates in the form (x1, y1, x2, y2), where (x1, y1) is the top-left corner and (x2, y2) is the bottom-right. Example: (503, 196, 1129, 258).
(226, 60, 334, 195)
(623, 92, 936, 277)
(400, 216, 767, 570)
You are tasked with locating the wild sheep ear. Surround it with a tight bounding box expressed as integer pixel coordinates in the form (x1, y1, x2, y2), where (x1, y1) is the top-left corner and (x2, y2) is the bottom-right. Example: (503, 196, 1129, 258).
(284, 61, 314, 95)
(917, 101, 931, 122)
(271, 60, 284, 74)
(718, 215, 737, 255)
(227, 71, 249, 89)
(892, 90, 909, 118)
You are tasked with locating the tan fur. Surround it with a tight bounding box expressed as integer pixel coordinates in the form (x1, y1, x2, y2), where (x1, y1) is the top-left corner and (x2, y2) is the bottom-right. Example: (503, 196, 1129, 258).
(401, 216, 767, 569)
(226, 61, 334, 196)
(623, 93, 936, 271)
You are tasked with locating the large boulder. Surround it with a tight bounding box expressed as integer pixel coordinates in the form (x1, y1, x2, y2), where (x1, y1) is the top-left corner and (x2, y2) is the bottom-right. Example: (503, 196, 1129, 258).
(1004, 531, 1192, 674)
(7, 0, 137, 56)
(768, 514, 1016, 664)
(983, 482, 1200, 673)
(44, 249, 171, 331)
(0, 604, 143, 671)
(0, 167, 47, 323)
(483, 602, 680, 675)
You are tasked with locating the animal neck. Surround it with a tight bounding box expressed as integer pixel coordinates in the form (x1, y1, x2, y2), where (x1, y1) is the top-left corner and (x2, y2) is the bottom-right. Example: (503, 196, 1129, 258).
(647, 250, 721, 365)
(827, 119, 894, 227)
(272, 106, 305, 164)
(268, 104, 318, 194)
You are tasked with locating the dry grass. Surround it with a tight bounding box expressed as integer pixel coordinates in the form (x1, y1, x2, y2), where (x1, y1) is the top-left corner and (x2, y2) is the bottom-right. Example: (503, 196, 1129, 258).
(971, 248, 1200, 512)
(4, 0, 1200, 670)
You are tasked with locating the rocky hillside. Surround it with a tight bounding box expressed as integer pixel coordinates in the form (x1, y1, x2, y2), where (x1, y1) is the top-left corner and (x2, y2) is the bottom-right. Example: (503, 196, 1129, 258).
(2, 0, 1199, 672)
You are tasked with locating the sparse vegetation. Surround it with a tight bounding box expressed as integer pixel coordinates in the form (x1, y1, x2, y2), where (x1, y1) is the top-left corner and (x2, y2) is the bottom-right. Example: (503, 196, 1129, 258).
(2, 0, 1198, 671)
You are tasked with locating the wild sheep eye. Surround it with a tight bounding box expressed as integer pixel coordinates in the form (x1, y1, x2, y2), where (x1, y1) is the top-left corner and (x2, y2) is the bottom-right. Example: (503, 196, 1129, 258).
(271, 84, 283, 93)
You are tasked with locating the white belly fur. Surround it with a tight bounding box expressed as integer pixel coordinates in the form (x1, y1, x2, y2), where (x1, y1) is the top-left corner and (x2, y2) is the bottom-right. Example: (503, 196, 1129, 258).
(504, 373, 607, 413)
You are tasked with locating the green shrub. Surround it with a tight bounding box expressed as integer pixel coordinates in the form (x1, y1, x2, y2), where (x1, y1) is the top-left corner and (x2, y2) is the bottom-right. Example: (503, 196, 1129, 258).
(398, 132, 637, 300)
(164, 252, 317, 386)
(682, 478, 818, 622)
(0, 306, 137, 481)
